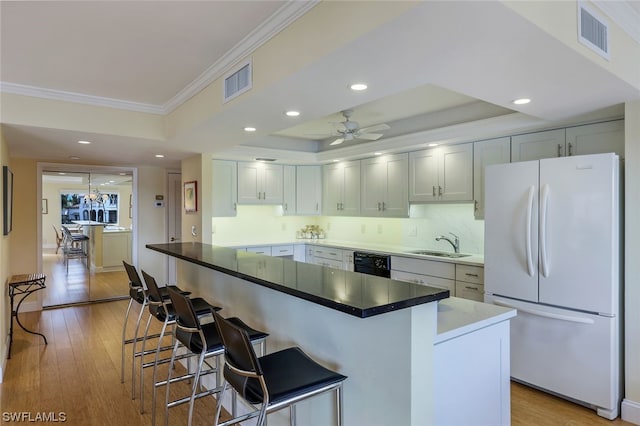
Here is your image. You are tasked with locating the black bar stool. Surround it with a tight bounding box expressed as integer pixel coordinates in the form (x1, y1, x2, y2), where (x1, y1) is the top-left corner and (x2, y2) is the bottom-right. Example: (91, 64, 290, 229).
(124, 264, 193, 400)
(164, 287, 268, 426)
(140, 270, 221, 420)
(212, 310, 347, 426)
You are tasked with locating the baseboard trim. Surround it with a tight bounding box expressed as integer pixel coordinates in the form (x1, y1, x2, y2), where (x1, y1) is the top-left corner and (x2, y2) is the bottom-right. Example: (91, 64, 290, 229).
(622, 398, 640, 425)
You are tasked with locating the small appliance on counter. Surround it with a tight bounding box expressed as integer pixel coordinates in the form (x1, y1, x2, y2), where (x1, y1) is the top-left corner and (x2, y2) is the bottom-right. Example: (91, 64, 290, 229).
(353, 251, 391, 278)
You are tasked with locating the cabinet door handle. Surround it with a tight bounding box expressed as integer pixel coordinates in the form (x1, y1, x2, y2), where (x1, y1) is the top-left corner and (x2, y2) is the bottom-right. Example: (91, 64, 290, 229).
(474, 200, 478, 212)
(233, 202, 237, 211)
(340, 202, 344, 210)
(382, 202, 386, 211)
(263, 192, 266, 200)
(438, 186, 443, 196)
(257, 192, 261, 200)
(568, 142, 573, 156)
(316, 203, 319, 211)
(284, 203, 288, 211)
(377, 202, 381, 211)
(432, 186, 436, 197)
(465, 273, 479, 277)
(557, 143, 562, 157)
(465, 286, 479, 291)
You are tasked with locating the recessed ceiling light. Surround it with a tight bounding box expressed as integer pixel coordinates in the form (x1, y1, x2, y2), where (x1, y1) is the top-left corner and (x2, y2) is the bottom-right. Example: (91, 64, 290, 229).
(512, 98, 531, 105)
(350, 83, 367, 91)
(69, 156, 80, 160)
(155, 154, 165, 158)
(77, 140, 91, 144)
(332, 159, 339, 162)
(374, 152, 382, 156)
(428, 143, 439, 147)
(285, 111, 300, 117)
(244, 127, 257, 132)
(58, 172, 66, 175)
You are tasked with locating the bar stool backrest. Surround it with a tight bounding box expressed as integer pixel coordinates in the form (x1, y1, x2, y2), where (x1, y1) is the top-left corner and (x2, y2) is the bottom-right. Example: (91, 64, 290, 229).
(140, 270, 163, 304)
(123, 261, 144, 289)
(212, 310, 264, 401)
(166, 287, 199, 330)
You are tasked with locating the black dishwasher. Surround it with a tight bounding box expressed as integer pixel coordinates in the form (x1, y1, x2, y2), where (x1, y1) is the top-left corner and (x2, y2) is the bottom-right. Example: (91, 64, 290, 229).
(353, 251, 391, 278)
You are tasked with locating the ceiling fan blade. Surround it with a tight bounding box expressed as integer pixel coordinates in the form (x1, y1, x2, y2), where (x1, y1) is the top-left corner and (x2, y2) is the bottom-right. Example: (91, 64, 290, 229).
(357, 133, 383, 141)
(359, 123, 390, 133)
(330, 138, 345, 146)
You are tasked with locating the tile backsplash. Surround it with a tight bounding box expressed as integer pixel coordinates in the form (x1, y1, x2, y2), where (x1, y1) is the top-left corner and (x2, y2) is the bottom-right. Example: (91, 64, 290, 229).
(212, 203, 484, 254)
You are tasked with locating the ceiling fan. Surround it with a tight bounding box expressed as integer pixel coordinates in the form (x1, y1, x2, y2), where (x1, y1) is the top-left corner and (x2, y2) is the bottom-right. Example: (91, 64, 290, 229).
(329, 110, 390, 146)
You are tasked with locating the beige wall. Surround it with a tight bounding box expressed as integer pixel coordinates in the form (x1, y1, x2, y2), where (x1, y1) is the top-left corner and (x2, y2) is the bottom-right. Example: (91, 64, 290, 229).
(181, 155, 205, 243)
(0, 130, 10, 379)
(9, 159, 38, 275)
(135, 166, 170, 285)
(624, 100, 640, 420)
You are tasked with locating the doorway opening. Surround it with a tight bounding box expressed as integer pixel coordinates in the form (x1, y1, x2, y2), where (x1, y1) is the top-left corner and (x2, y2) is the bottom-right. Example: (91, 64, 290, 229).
(40, 166, 134, 308)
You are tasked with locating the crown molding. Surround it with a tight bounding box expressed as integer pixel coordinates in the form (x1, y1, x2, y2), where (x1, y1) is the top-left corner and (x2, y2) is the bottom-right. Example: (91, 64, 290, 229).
(161, 0, 320, 114)
(593, 0, 640, 44)
(0, 81, 165, 114)
(0, 1, 319, 116)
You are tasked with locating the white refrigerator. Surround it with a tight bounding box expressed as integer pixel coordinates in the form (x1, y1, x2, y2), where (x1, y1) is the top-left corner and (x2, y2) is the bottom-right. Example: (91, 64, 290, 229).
(484, 153, 622, 419)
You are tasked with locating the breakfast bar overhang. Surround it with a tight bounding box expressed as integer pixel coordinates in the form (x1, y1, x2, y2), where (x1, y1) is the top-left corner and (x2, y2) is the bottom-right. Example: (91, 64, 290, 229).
(147, 242, 515, 426)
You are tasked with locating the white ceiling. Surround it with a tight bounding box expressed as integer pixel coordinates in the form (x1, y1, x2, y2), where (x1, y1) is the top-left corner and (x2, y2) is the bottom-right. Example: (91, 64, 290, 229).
(1, 1, 639, 169)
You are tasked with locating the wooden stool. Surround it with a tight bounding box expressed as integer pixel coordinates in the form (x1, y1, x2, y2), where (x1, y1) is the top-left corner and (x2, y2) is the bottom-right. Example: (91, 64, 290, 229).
(7, 273, 48, 358)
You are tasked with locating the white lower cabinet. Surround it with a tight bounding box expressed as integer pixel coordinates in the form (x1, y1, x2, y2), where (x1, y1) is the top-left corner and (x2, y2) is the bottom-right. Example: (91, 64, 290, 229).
(455, 264, 485, 302)
(245, 246, 272, 256)
(310, 246, 344, 269)
(390, 256, 456, 296)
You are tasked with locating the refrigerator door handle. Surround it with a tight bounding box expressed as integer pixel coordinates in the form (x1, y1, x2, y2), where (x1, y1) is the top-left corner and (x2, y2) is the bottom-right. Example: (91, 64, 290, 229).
(493, 300, 595, 324)
(540, 184, 550, 278)
(526, 186, 535, 277)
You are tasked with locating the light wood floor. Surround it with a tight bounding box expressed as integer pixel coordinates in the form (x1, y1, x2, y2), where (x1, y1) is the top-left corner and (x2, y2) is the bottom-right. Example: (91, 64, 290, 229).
(1, 300, 634, 425)
(42, 249, 128, 307)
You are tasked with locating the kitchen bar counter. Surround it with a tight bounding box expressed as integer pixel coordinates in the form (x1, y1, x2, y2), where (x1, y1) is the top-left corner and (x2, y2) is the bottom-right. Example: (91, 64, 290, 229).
(146, 242, 449, 318)
(146, 242, 513, 426)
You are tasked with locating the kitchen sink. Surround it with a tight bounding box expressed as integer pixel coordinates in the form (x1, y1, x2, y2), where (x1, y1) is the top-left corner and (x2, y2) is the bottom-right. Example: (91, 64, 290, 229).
(405, 250, 471, 258)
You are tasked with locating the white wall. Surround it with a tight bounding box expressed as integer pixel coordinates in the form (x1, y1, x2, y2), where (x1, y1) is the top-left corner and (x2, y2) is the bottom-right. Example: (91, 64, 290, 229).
(623, 100, 640, 424)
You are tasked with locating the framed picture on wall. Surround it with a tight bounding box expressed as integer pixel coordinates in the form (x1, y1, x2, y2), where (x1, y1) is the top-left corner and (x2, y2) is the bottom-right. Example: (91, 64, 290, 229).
(184, 180, 197, 213)
(3, 166, 14, 235)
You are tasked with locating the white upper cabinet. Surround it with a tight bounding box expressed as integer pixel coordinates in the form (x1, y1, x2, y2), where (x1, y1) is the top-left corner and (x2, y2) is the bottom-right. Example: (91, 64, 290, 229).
(323, 160, 360, 216)
(511, 129, 566, 161)
(409, 143, 473, 202)
(512, 120, 624, 162)
(237, 162, 283, 205)
(212, 160, 237, 217)
(361, 153, 409, 217)
(473, 137, 511, 219)
(282, 165, 296, 215)
(565, 120, 624, 158)
(296, 165, 322, 215)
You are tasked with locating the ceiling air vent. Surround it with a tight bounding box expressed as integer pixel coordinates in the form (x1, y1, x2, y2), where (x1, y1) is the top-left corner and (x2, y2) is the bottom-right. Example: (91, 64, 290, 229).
(578, 3, 610, 60)
(224, 60, 252, 102)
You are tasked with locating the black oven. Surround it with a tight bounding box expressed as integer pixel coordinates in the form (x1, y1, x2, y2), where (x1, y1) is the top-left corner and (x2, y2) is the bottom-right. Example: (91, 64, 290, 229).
(353, 251, 391, 278)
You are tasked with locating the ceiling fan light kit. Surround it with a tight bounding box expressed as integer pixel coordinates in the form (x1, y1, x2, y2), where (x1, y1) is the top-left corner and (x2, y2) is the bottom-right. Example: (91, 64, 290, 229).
(329, 109, 390, 146)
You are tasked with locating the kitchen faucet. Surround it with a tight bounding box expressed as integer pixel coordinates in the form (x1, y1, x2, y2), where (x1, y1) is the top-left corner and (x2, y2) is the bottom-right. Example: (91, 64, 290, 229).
(435, 232, 460, 253)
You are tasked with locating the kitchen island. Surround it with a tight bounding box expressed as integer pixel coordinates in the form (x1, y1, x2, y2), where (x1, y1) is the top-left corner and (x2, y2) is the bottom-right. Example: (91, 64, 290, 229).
(147, 242, 514, 426)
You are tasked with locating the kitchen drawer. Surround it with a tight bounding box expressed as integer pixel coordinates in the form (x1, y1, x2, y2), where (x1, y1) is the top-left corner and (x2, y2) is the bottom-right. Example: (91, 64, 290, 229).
(391, 270, 455, 294)
(455, 282, 484, 302)
(312, 247, 343, 261)
(390, 256, 455, 280)
(456, 264, 484, 284)
(313, 258, 344, 270)
(271, 244, 294, 257)
(246, 246, 272, 256)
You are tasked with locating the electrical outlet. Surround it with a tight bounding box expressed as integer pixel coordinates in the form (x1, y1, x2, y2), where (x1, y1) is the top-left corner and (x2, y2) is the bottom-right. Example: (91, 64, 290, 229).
(281, 222, 287, 231)
(361, 224, 366, 234)
(377, 224, 383, 234)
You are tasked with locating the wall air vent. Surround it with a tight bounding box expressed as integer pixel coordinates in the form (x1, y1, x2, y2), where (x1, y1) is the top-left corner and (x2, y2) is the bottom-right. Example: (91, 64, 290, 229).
(224, 60, 252, 102)
(578, 3, 610, 60)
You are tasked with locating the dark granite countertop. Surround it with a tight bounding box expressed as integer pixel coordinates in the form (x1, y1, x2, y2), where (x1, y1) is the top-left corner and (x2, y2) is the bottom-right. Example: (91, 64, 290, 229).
(146, 242, 449, 318)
